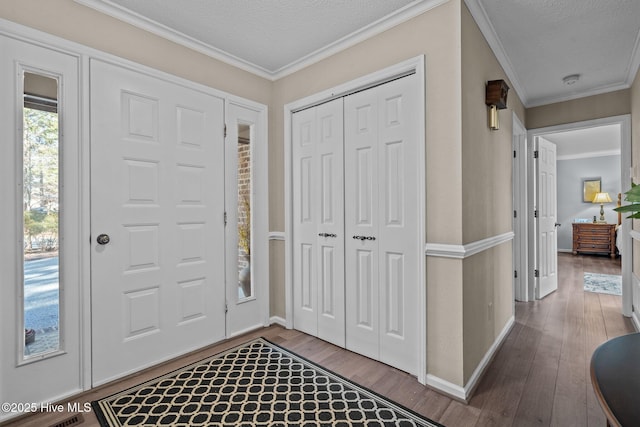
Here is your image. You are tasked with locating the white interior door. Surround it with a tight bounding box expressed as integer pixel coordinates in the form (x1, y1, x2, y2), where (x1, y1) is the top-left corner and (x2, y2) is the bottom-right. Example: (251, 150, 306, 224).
(0, 36, 83, 420)
(225, 101, 268, 336)
(344, 75, 420, 374)
(292, 98, 345, 347)
(90, 59, 226, 385)
(536, 137, 558, 299)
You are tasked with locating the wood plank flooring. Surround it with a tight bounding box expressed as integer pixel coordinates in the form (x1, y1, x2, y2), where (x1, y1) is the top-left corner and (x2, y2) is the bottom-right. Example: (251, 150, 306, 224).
(2, 253, 634, 427)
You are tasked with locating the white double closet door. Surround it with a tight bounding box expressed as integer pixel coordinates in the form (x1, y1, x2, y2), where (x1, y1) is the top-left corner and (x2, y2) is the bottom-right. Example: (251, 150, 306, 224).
(292, 75, 420, 375)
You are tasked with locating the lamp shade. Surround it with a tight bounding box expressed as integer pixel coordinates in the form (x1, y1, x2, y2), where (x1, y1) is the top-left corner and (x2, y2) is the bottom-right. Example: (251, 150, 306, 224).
(592, 192, 612, 204)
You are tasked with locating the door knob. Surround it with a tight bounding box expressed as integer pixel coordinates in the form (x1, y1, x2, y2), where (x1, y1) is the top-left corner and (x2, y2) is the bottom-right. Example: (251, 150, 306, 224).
(555, 223, 561, 227)
(96, 234, 111, 245)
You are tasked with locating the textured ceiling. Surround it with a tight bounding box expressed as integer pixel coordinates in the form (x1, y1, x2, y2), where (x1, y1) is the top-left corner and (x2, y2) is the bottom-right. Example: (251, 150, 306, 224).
(85, 0, 418, 75)
(467, 0, 640, 106)
(76, 0, 640, 107)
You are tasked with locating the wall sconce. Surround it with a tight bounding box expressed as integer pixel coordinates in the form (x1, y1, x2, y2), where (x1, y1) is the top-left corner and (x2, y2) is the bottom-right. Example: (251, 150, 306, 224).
(485, 80, 509, 130)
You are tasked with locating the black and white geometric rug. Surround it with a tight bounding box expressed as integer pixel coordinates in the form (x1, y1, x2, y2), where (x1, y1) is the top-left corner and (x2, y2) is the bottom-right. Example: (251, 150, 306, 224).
(92, 338, 443, 426)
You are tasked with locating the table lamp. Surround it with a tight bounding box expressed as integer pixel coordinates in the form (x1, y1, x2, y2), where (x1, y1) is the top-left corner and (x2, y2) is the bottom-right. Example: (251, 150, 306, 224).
(592, 192, 612, 223)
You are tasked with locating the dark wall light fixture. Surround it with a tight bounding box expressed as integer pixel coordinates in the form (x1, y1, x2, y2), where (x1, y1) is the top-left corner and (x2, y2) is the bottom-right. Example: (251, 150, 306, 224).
(485, 79, 509, 130)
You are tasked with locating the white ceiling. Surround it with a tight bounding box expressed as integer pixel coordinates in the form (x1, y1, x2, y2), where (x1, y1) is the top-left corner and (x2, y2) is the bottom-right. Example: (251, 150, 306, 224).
(75, 0, 640, 108)
(543, 124, 621, 160)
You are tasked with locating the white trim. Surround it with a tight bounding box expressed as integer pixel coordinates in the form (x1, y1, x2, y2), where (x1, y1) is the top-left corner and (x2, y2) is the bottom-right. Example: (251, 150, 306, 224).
(630, 230, 640, 241)
(464, 0, 639, 108)
(425, 315, 514, 402)
(513, 112, 528, 302)
(269, 316, 287, 328)
(284, 55, 427, 383)
(271, 0, 447, 80)
(269, 232, 285, 241)
(74, 0, 448, 81)
(0, 16, 270, 394)
(225, 97, 270, 331)
(529, 115, 632, 312)
(633, 273, 640, 331)
(425, 374, 466, 402)
(425, 232, 514, 259)
(632, 310, 640, 332)
(463, 0, 528, 105)
(557, 149, 621, 161)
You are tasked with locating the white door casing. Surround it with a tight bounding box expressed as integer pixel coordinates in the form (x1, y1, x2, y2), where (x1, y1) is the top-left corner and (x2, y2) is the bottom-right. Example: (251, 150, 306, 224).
(535, 137, 558, 299)
(90, 59, 226, 385)
(292, 98, 346, 347)
(0, 36, 83, 418)
(225, 100, 269, 337)
(344, 74, 420, 374)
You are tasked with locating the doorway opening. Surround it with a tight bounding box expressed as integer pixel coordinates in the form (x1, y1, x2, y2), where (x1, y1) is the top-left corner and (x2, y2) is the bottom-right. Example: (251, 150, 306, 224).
(524, 115, 631, 312)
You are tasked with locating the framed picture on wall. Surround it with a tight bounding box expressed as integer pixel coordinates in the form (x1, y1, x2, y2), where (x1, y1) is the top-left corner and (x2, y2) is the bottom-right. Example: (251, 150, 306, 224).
(583, 177, 601, 203)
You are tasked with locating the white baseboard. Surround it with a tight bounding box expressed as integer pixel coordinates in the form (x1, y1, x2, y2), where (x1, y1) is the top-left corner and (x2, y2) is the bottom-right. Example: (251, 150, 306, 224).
(427, 315, 515, 402)
(269, 316, 287, 327)
(632, 311, 640, 332)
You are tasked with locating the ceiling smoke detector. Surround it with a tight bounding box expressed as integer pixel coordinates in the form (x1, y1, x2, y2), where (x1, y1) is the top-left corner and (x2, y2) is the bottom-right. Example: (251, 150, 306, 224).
(562, 74, 581, 85)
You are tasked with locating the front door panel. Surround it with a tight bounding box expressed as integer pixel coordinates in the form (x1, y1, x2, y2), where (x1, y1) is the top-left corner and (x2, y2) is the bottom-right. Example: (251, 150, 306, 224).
(90, 60, 225, 385)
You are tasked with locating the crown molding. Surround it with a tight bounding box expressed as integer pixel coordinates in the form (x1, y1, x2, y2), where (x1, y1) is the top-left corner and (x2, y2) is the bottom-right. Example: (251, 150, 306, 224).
(557, 149, 621, 161)
(270, 0, 450, 80)
(74, 0, 275, 79)
(75, 0, 449, 81)
(463, 0, 528, 105)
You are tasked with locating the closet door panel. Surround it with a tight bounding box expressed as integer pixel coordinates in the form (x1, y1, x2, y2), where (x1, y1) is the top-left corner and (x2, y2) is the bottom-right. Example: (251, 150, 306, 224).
(345, 90, 380, 360)
(345, 75, 420, 374)
(292, 108, 319, 336)
(292, 99, 345, 347)
(316, 99, 345, 346)
(376, 75, 420, 373)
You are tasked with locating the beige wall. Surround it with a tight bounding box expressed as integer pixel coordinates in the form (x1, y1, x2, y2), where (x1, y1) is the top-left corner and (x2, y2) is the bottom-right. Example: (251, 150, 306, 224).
(526, 89, 631, 129)
(459, 3, 519, 385)
(0, 0, 272, 104)
(271, 0, 467, 385)
(3, 0, 552, 393)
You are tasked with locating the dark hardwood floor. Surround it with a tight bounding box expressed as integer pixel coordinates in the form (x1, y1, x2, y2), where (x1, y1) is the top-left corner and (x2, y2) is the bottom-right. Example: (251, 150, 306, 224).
(3, 253, 634, 427)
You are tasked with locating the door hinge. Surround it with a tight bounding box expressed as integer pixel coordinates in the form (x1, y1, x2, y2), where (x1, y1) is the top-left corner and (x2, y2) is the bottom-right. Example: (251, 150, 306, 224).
(224, 123, 227, 138)
(514, 270, 518, 278)
(514, 150, 517, 158)
(533, 150, 539, 159)
(225, 302, 228, 314)
(514, 210, 517, 218)
(534, 269, 539, 278)
(534, 209, 538, 218)
(224, 211, 228, 226)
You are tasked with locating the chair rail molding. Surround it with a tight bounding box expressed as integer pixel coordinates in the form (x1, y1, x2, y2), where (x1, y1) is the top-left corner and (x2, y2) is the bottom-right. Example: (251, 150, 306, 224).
(425, 231, 514, 259)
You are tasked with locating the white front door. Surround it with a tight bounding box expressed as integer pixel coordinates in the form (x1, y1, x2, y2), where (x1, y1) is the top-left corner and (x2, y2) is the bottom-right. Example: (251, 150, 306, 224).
(0, 37, 82, 419)
(344, 74, 420, 374)
(90, 59, 226, 385)
(536, 137, 558, 299)
(225, 101, 269, 336)
(292, 98, 346, 347)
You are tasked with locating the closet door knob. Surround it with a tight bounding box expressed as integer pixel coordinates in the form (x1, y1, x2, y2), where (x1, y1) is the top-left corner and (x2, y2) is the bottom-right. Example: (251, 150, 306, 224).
(318, 233, 337, 238)
(353, 235, 376, 241)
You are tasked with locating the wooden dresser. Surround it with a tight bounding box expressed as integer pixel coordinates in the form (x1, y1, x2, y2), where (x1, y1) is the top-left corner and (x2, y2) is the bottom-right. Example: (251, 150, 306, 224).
(572, 223, 617, 258)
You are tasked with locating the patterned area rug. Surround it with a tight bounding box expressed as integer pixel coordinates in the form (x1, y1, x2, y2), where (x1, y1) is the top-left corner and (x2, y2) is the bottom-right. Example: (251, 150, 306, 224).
(584, 273, 622, 296)
(92, 338, 443, 427)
